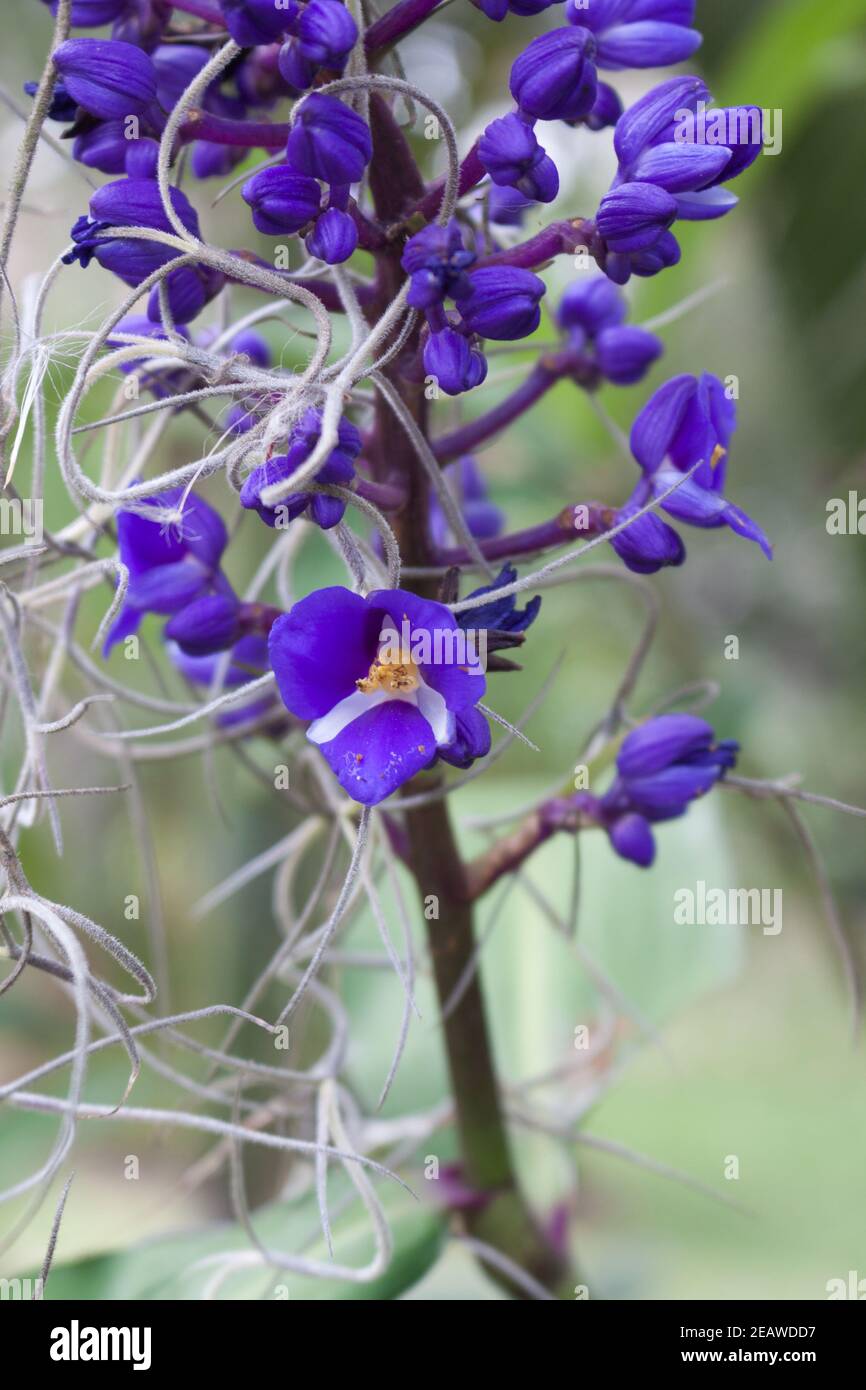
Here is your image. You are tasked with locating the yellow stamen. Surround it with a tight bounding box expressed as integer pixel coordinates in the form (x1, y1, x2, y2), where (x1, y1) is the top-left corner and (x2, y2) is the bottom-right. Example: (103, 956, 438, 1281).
(356, 653, 421, 695)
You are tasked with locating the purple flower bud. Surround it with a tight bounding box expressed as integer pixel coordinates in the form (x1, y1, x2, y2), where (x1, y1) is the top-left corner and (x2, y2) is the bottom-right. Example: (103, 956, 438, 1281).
(401, 221, 476, 311)
(72, 119, 138, 174)
(44, 0, 132, 25)
(24, 78, 78, 124)
(608, 812, 655, 866)
(430, 457, 504, 549)
(125, 139, 159, 179)
(488, 185, 534, 226)
(164, 592, 242, 657)
(151, 44, 210, 110)
(242, 165, 322, 235)
(595, 325, 663, 384)
(220, 0, 296, 46)
(277, 40, 315, 91)
(458, 266, 546, 341)
(558, 276, 626, 338)
(298, 0, 358, 69)
(190, 140, 247, 180)
(305, 207, 358, 263)
(230, 329, 271, 368)
(614, 75, 709, 171)
(608, 505, 684, 574)
(617, 714, 718, 779)
(438, 708, 492, 769)
(287, 92, 372, 185)
(510, 28, 598, 123)
(52, 38, 158, 120)
(584, 81, 622, 132)
(424, 329, 488, 396)
(596, 181, 677, 253)
(478, 113, 559, 204)
(146, 263, 225, 327)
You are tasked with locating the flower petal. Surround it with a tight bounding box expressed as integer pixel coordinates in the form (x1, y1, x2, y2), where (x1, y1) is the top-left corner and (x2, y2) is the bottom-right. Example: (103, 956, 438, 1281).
(268, 587, 381, 720)
(316, 700, 437, 804)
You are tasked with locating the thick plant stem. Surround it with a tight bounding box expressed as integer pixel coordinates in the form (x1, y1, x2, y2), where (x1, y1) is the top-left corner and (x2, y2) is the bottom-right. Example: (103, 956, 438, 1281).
(366, 99, 572, 1300)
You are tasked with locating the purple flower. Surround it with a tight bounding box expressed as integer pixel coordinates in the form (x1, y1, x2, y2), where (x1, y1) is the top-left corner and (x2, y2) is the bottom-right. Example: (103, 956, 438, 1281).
(71, 120, 150, 175)
(510, 28, 598, 122)
(429, 457, 504, 550)
(401, 221, 476, 311)
(220, 0, 295, 46)
(424, 329, 488, 396)
(104, 488, 234, 655)
(287, 93, 372, 185)
(52, 38, 157, 120)
(268, 586, 488, 804)
(585, 81, 623, 132)
(598, 713, 738, 866)
(242, 165, 322, 235)
(240, 409, 362, 530)
(478, 113, 559, 204)
(558, 275, 626, 339)
(305, 207, 358, 263)
(626, 373, 772, 557)
(152, 43, 210, 110)
(567, 0, 702, 71)
(458, 266, 546, 341)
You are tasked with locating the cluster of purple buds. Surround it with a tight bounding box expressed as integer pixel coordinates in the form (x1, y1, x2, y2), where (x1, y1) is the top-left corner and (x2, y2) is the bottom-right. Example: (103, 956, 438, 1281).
(240, 408, 363, 531)
(556, 276, 663, 387)
(579, 713, 739, 867)
(242, 93, 372, 264)
(592, 76, 764, 282)
(402, 221, 545, 395)
(222, 0, 357, 90)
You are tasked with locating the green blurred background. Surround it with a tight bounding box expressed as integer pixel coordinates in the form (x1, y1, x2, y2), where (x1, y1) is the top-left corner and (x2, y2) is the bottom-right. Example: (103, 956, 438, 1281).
(1, 0, 865, 1299)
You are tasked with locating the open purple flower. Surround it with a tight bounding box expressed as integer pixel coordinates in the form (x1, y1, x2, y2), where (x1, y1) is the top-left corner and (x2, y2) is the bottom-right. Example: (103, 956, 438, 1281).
(269, 587, 488, 803)
(240, 409, 362, 530)
(625, 373, 772, 557)
(596, 713, 738, 866)
(105, 488, 236, 655)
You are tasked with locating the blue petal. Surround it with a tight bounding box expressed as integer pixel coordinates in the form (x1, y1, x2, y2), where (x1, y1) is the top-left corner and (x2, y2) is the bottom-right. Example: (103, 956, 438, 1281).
(317, 700, 437, 804)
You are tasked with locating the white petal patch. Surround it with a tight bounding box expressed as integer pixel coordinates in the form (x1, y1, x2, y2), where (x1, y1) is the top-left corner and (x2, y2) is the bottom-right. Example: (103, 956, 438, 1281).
(307, 676, 455, 749)
(415, 683, 454, 747)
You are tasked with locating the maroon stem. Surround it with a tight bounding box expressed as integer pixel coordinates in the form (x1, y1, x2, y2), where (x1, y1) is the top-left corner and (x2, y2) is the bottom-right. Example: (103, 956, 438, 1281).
(170, 0, 225, 21)
(476, 218, 595, 270)
(365, 0, 446, 53)
(433, 358, 566, 462)
(434, 503, 609, 567)
(355, 476, 407, 510)
(413, 142, 485, 223)
(180, 111, 290, 150)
